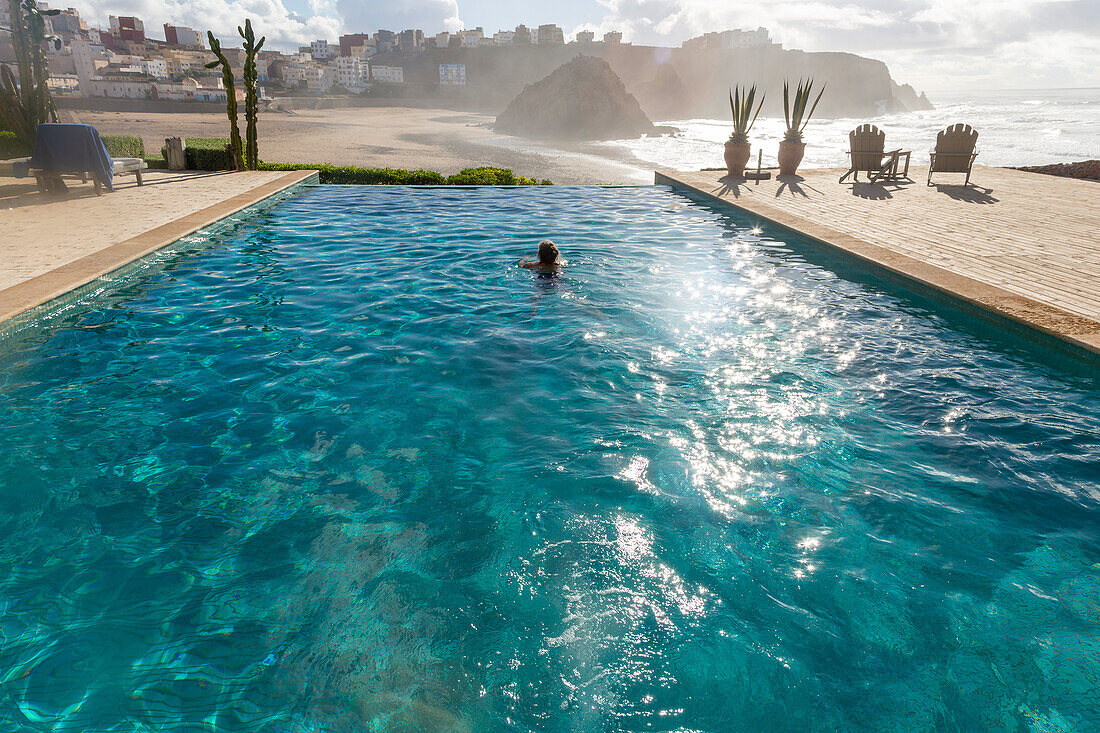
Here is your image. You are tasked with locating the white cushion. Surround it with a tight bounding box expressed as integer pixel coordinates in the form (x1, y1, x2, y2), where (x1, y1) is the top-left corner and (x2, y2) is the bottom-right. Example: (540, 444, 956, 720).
(112, 157, 147, 173)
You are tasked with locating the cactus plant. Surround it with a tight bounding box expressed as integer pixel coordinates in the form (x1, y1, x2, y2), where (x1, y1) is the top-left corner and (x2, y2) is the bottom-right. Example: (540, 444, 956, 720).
(0, 0, 61, 149)
(204, 32, 244, 170)
(238, 19, 264, 170)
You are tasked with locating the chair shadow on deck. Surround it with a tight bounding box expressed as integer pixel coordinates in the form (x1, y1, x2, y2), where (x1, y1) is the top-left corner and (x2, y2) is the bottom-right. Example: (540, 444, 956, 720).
(932, 183, 998, 204)
(847, 180, 912, 200)
(775, 174, 822, 199)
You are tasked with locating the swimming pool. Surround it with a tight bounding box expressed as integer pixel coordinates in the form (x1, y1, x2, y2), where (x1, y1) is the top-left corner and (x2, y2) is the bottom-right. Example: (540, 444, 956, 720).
(1, 185, 1097, 731)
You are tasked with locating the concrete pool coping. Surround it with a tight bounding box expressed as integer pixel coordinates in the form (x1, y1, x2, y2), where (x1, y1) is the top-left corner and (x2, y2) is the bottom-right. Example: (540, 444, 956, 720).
(656, 169, 1100, 357)
(0, 169, 318, 326)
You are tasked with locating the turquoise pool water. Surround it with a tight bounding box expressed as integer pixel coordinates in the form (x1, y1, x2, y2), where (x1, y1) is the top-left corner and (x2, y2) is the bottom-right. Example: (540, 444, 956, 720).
(1, 185, 1098, 732)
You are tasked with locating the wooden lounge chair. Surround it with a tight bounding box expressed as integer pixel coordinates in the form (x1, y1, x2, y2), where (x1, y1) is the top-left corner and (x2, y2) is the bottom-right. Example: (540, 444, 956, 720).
(928, 123, 979, 186)
(839, 124, 909, 183)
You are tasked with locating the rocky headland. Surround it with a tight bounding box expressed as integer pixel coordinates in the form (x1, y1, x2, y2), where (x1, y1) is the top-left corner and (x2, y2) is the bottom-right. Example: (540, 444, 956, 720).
(494, 56, 656, 140)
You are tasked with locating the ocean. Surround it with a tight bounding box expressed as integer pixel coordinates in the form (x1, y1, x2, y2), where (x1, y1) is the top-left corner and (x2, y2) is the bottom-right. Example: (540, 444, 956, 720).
(595, 87, 1100, 175)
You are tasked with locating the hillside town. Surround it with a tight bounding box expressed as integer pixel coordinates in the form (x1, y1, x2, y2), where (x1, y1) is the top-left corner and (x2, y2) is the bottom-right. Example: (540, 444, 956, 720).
(0, 4, 776, 100)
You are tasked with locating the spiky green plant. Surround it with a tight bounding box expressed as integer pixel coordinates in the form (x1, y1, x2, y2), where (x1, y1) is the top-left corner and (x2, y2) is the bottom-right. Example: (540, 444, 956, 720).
(204, 32, 244, 170)
(0, 0, 61, 149)
(728, 84, 764, 145)
(782, 77, 826, 143)
(238, 19, 264, 170)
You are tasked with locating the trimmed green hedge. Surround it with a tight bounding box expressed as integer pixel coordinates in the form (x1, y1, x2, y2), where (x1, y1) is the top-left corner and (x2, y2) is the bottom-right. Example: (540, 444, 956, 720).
(257, 162, 552, 186)
(101, 134, 145, 158)
(157, 137, 235, 171)
(0, 131, 31, 159)
(182, 137, 234, 171)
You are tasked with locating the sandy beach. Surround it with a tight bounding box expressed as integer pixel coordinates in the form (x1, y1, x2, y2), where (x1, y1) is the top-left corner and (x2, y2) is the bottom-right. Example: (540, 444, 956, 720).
(65, 106, 654, 185)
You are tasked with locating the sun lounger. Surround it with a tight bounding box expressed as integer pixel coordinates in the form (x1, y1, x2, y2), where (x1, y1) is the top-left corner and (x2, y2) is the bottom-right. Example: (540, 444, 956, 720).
(0, 157, 32, 178)
(928, 123, 979, 186)
(21, 123, 115, 194)
(112, 157, 147, 185)
(839, 124, 910, 183)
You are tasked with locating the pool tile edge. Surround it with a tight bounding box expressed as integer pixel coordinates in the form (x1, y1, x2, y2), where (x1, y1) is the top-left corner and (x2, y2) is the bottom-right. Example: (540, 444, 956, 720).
(656, 170, 1100, 357)
(0, 170, 318, 326)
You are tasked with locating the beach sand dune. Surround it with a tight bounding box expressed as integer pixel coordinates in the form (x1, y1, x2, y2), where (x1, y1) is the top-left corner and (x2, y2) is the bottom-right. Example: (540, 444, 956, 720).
(66, 106, 652, 185)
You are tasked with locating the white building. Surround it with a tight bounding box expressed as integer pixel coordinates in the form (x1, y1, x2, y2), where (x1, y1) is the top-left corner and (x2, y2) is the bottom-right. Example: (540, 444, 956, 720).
(335, 56, 368, 90)
(139, 57, 168, 78)
(304, 66, 335, 92)
(492, 30, 514, 46)
(604, 31, 622, 44)
(153, 77, 228, 101)
(47, 74, 79, 93)
(458, 28, 483, 48)
(310, 39, 334, 61)
(370, 65, 403, 83)
(718, 27, 771, 48)
(434, 32, 451, 47)
(575, 30, 594, 43)
(71, 36, 108, 95)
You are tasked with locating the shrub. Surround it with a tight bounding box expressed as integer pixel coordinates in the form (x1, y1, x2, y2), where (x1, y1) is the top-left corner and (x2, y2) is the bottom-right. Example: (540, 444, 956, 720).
(158, 137, 235, 171)
(258, 162, 445, 185)
(101, 134, 145, 158)
(144, 156, 169, 170)
(256, 162, 551, 186)
(0, 130, 31, 159)
(445, 167, 551, 185)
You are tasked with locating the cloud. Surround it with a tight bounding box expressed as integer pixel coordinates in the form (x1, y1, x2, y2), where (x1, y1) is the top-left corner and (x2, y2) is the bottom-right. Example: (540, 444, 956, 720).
(579, 0, 1100, 89)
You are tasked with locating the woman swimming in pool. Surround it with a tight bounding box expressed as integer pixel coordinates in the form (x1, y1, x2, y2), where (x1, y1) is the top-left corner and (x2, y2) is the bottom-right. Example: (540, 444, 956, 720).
(518, 240, 564, 274)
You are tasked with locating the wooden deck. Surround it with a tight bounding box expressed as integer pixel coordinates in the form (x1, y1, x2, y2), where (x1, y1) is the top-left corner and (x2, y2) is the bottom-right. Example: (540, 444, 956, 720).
(656, 166, 1100, 355)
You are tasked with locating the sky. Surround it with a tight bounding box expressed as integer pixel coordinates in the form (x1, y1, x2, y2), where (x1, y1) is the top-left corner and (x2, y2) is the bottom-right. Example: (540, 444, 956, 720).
(70, 0, 1100, 92)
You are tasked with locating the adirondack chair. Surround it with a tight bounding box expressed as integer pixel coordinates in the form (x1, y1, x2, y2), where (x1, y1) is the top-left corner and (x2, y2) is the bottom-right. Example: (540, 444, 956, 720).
(839, 124, 909, 183)
(928, 123, 979, 186)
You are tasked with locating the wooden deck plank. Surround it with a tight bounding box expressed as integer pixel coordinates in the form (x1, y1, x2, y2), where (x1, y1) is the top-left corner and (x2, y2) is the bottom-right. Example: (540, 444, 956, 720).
(656, 166, 1100, 355)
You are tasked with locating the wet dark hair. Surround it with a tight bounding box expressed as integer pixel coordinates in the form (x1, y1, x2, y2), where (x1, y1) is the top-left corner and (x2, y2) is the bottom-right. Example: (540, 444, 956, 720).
(537, 240, 560, 264)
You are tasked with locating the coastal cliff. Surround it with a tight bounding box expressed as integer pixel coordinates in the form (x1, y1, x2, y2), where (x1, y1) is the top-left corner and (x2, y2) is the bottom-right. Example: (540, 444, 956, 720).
(494, 56, 656, 140)
(375, 43, 934, 120)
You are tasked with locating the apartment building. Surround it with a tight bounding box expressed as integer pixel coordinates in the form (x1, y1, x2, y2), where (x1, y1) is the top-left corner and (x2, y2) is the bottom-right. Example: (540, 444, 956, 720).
(164, 24, 203, 48)
(537, 24, 564, 44)
(458, 28, 483, 48)
(310, 40, 335, 61)
(335, 56, 368, 90)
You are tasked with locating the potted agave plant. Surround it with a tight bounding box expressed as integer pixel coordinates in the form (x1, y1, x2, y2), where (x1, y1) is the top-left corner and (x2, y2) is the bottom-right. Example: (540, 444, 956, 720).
(779, 78, 826, 176)
(724, 84, 764, 177)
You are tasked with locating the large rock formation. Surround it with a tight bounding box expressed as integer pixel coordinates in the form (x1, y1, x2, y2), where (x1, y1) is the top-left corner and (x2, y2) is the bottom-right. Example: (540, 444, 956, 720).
(494, 55, 656, 140)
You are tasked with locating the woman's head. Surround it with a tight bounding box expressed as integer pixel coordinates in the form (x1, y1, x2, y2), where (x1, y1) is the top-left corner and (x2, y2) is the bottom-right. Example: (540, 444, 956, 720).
(537, 240, 560, 264)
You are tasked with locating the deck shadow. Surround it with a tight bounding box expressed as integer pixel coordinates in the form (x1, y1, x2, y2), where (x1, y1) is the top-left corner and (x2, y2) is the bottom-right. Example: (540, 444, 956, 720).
(932, 183, 999, 204)
(775, 174, 822, 199)
(714, 174, 752, 198)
